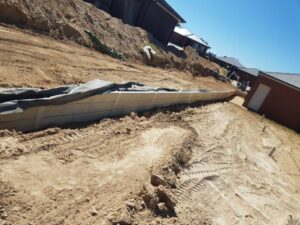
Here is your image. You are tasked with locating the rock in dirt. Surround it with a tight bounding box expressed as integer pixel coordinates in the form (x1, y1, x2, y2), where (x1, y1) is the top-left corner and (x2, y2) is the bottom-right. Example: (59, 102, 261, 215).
(125, 128, 132, 134)
(110, 207, 132, 225)
(165, 171, 177, 188)
(151, 174, 167, 187)
(156, 186, 177, 209)
(0, 207, 7, 220)
(177, 146, 192, 165)
(0, 130, 13, 137)
(0, 212, 7, 220)
(140, 183, 159, 210)
(156, 202, 168, 214)
(46, 128, 60, 135)
(130, 112, 137, 119)
(90, 207, 98, 216)
(125, 199, 136, 210)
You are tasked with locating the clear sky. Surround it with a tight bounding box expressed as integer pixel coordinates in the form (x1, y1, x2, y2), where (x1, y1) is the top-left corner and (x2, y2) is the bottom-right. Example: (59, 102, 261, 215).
(168, 0, 300, 73)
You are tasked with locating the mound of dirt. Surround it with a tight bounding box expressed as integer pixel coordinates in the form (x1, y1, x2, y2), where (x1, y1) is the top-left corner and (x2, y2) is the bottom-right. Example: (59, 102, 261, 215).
(0, 25, 233, 90)
(0, 0, 220, 76)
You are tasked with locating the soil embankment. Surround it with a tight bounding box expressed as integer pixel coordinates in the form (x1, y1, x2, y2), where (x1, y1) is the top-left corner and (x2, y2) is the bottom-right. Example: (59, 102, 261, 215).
(0, 25, 231, 90)
(0, 0, 220, 76)
(0, 1, 299, 224)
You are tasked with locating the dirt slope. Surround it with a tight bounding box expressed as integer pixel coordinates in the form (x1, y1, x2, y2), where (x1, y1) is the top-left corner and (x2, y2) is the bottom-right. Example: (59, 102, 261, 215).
(0, 25, 231, 91)
(0, 0, 220, 75)
(0, 103, 299, 225)
(0, 3, 299, 224)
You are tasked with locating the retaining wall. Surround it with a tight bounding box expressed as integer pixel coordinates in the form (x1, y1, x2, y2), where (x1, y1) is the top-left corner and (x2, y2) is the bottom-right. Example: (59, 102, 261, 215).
(0, 90, 235, 132)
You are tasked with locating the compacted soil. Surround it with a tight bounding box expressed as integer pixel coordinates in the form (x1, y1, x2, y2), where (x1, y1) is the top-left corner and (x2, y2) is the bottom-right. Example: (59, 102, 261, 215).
(0, 103, 299, 225)
(0, 21, 299, 225)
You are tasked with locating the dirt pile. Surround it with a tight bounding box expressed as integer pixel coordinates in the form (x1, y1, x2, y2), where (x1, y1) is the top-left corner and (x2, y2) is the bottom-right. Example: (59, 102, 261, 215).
(0, 25, 232, 90)
(0, 0, 220, 75)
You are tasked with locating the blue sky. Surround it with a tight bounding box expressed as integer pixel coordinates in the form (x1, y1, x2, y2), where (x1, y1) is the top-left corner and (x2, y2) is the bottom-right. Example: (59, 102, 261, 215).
(168, 0, 300, 73)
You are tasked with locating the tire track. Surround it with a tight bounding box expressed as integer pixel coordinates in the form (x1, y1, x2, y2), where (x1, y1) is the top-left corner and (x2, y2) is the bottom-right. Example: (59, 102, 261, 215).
(175, 118, 245, 202)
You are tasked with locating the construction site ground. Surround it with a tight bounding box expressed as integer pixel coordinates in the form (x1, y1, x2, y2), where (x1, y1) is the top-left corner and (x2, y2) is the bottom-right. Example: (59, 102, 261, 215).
(0, 25, 300, 225)
(0, 25, 228, 91)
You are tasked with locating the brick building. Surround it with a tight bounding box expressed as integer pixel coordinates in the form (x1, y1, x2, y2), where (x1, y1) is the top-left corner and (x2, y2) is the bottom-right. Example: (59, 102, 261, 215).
(243, 71, 300, 132)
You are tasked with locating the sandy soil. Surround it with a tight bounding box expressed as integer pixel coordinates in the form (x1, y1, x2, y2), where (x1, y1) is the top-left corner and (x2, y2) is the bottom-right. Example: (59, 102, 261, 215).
(229, 96, 245, 106)
(0, 20, 299, 225)
(0, 103, 299, 225)
(174, 104, 300, 225)
(0, 25, 230, 91)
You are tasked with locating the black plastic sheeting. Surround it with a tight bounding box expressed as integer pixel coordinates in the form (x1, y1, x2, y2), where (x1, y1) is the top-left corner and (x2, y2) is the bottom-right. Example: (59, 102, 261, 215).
(0, 80, 193, 114)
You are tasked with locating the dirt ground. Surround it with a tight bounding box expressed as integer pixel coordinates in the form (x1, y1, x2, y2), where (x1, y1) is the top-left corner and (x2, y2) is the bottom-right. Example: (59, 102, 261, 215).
(229, 96, 245, 107)
(0, 102, 299, 225)
(0, 25, 230, 91)
(0, 0, 220, 74)
(0, 20, 299, 225)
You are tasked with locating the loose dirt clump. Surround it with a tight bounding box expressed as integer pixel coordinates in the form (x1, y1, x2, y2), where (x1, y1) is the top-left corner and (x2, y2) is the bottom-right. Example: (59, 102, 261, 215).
(0, 0, 220, 75)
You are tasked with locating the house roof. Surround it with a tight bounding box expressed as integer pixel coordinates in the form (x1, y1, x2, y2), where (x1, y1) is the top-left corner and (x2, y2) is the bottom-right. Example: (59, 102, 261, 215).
(155, 0, 186, 23)
(188, 35, 210, 48)
(174, 26, 210, 47)
(262, 72, 300, 89)
(174, 26, 192, 36)
(238, 67, 260, 77)
(216, 56, 245, 68)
